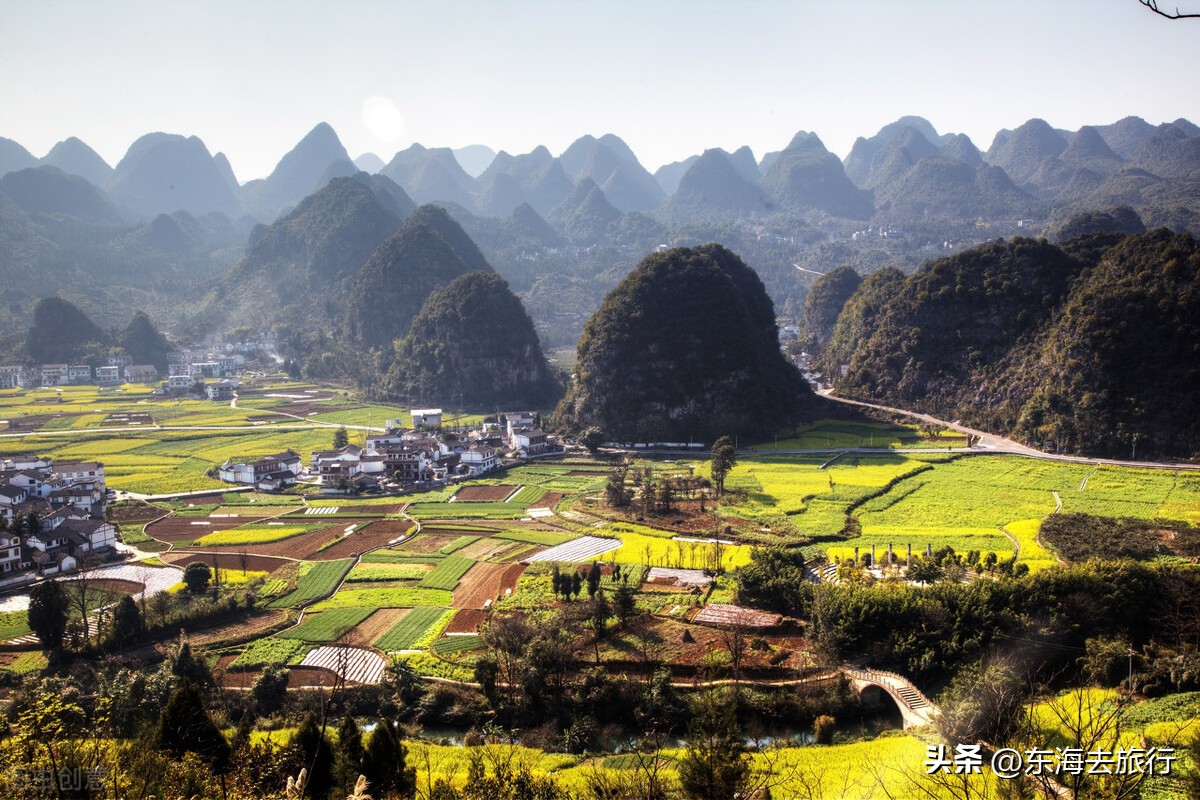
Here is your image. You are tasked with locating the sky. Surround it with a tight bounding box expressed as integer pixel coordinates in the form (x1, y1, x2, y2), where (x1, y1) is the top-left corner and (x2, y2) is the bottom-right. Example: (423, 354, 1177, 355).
(2, 0, 1198, 181)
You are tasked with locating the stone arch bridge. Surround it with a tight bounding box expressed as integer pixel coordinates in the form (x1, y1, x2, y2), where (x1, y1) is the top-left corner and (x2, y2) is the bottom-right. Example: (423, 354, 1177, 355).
(840, 666, 939, 729)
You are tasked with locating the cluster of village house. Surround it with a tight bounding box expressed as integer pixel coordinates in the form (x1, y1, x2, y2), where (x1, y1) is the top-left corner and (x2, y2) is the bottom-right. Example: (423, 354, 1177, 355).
(220, 409, 560, 493)
(0, 347, 247, 396)
(0, 456, 115, 583)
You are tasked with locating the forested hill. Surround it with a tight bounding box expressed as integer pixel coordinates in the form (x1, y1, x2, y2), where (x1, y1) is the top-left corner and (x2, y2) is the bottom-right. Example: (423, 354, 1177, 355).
(830, 230, 1200, 459)
(555, 244, 813, 442)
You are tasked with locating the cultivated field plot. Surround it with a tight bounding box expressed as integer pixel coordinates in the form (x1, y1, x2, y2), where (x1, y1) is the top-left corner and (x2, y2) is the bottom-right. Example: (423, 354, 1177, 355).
(160, 550, 293, 575)
(451, 562, 526, 609)
(300, 645, 387, 684)
(452, 484, 518, 502)
(312, 519, 414, 560)
(392, 532, 468, 553)
(406, 501, 531, 520)
(342, 608, 411, 646)
(230, 638, 310, 669)
(144, 515, 271, 543)
(310, 586, 453, 610)
(276, 608, 373, 642)
(344, 563, 433, 582)
(268, 559, 354, 608)
(419, 556, 476, 590)
(693, 604, 782, 628)
(444, 608, 488, 633)
(373, 607, 452, 651)
(194, 524, 322, 547)
(525, 536, 620, 563)
(646, 567, 713, 587)
(492, 529, 575, 547)
(195, 525, 347, 559)
(433, 634, 484, 655)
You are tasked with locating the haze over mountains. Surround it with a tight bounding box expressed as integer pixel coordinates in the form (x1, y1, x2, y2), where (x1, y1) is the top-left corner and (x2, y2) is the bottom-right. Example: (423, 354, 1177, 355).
(4, 115, 1198, 231)
(2, 114, 1199, 406)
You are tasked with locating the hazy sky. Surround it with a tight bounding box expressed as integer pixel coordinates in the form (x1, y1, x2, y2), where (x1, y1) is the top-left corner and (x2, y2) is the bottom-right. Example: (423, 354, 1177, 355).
(2, 0, 1198, 181)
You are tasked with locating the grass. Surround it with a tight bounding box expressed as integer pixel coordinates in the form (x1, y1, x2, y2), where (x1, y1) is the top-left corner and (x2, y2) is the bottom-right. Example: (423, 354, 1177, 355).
(360, 550, 443, 564)
(419, 556, 476, 590)
(748, 418, 965, 451)
(309, 587, 453, 610)
(195, 524, 319, 547)
(374, 607, 453, 651)
(5, 651, 49, 674)
(275, 608, 374, 642)
(267, 559, 354, 608)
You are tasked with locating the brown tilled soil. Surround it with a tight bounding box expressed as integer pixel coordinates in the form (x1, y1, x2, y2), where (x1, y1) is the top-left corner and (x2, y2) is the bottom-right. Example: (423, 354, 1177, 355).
(109, 503, 170, 523)
(456, 537, 506, 560)
(217, 662, 341, 689)
(453, 484, 517, 502)
(312, 519, 414, 560)
(5, 413, 60, 431)
(348, 608, 410, 646)
(186, 524, 346, 560)
(394, 532, 462, 553)
(529, 492, 565, 508)
(186, 610, 291, 648)
(90, 578, 145, 595)
(160, 550, 294, 574)
(444, 608, 487, 634)
(452, 562, 526, 609)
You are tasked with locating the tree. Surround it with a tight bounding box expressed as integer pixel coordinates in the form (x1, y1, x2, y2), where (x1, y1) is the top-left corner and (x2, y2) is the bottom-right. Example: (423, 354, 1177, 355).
(171, 639, 214, 686)
(333, 426, 350, 449)
(906, 556, 943, 584)
(591, 590, 610, 662)
(1139, 0, 1200, 19)
(252, 663, 290, 715)
(580, 427, 606, 453)
(28, 579, 69, 651)
(677, 688, 750, 800)
(362, 720, 416, 798)
(334, 715, 365, 795)
(292, 713, 336, 800)
(586, 561, 602, 599)
(613, 582, 637, 629)
(155, 680, 232, 774)
(571, 572, 582, 601)
(709, 436, 737, 497)
(183, 561, 212, 593)
(604, 465, 631, 508)
(109, 594, 143, 647)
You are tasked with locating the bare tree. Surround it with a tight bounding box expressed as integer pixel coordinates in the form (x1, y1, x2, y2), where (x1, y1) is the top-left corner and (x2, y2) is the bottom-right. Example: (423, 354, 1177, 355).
(1139, 0, 1200, 18)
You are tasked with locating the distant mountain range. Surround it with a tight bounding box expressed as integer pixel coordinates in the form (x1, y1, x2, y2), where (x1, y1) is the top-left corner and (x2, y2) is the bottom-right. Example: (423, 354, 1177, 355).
(4, 115, 1195, 234)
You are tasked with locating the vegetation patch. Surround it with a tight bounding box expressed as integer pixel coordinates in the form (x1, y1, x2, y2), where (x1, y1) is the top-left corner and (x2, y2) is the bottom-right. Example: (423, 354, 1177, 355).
(309, 586, 453, 610)
(230, 637, 309, 668)
(373, 607, 453, 651)
(275, 607, 374, 642)
(195, 524, 318, 547)
(267, 558, 354, 608)
(418, 556, 476, 590)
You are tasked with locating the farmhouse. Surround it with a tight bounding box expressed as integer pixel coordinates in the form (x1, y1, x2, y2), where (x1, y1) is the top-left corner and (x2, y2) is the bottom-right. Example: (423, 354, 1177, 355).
(218, 449, 301, 490)
(411, 408, 443, 428)
(124, 365, 159, 383)
(205, 379, 238, 401)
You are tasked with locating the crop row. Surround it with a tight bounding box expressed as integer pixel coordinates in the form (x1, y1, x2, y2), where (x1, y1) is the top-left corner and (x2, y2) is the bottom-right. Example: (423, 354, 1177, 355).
(268, 559, 354, 608)
(373, 608, 453, 651)
(276, 607, 374, 642)
(419, 556, 476, 590)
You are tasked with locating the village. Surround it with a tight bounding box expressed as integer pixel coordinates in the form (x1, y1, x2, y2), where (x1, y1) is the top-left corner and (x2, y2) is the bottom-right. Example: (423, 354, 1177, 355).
(0, 400, 561, 586)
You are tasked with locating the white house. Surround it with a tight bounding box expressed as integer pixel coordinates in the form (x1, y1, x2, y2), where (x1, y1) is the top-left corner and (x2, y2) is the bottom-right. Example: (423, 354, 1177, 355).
(411, 408, 443, 428)
(0, 365, 24, 390)
(205, 380, 237, 401)
(53, 461, 105, 487)
(67, 365, 92, 385)
(219, 450, 302, 489)
(458, 445, 498, 476)
(40, 364, 69, 386)
(124, 365, 159, 383)
(95, 365, 121, 385)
